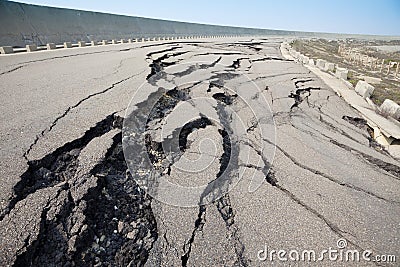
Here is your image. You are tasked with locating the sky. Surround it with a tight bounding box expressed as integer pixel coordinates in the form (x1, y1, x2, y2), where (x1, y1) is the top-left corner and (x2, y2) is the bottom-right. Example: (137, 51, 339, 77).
(13, 0, 400, 36)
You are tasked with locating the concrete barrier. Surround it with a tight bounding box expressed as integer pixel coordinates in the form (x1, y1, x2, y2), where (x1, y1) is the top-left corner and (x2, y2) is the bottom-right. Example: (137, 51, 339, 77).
(63, 42, 72, 48)
(0, 1, 308, 48)
(141, 38, 145, 42)
(355, 80, 374, 99)
(335, 67, 348, 80)
(380, 99, 400, 120)
(78, 41, 86, 47)
(308, 59, 315, 66)
(90, 41, 97, 46)
(111, 39, 117, 44)
(120, 39, 126, 43)
(46, 43, 56, 50)
(0, 46, 13, 54)
(26, 44, 37, 52)
(316, 59, 326, 70)
(102, 40, 108, 45)
(302, 56, 309, 64)
(324, 62, 335, 72)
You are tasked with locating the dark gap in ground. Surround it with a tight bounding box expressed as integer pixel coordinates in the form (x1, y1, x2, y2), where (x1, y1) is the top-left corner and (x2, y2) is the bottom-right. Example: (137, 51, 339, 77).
(13, 131, 158, 266)
(178, 117, 213, 152)
(72, 133, 158, 266)
(289, 87, 320, 109)
(212, 92, 238, 105)
(342, 116, 390, 153)
(0, 114, 122, 221)
(181, 205, 206, 267)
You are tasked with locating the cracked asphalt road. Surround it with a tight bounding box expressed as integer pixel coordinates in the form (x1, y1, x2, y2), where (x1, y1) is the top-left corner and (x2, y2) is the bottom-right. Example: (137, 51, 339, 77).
(0, 37, 399, 266)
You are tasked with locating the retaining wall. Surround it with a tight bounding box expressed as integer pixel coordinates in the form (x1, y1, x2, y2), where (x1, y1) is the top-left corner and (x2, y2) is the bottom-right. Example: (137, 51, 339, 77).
(0, 1, 298, 47)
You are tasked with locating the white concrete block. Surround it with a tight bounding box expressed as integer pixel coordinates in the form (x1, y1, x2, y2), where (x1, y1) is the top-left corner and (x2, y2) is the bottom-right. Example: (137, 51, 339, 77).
(46, 43, 56, 50)
(316, 59, 326, 70)
(380, 99, 400, 120)
(78, 41, 86, 47)
(324, 62, 335, 72)
(90, 41, 97, 46)
(308, 59, 315, 66)
(102, 40, 108, 45)
(0, 46, 13, 54)
(120, 39, 126, 43)
(335, 67, 348, 80)
(302, 56, 309, 64)
(63, 42, 72, 48)
(26, 44, 37, 52)
(111, 39, 117, 44)
(355, 80, 374, 99)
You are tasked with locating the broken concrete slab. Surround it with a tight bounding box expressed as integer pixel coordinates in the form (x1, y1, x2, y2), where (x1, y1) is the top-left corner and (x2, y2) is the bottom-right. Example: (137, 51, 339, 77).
(373, 127, 396, 146)
(380, 99, 400, 120)
(358, 105, 400, 140)
(0, 46, 13, 54)
(355, 80, 375, 99)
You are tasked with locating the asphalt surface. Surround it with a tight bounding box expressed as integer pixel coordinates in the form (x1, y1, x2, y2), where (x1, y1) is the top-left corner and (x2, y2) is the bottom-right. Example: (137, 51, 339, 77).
(0, 37, 399, 266)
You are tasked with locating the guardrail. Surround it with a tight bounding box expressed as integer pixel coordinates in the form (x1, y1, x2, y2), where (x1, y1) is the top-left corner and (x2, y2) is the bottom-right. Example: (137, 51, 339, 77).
(0, 35, 242, 54)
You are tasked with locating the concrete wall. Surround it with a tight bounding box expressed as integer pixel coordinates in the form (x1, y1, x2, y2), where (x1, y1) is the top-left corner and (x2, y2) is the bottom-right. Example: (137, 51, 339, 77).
(0, 1, 299, 47)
